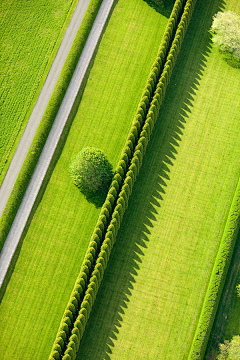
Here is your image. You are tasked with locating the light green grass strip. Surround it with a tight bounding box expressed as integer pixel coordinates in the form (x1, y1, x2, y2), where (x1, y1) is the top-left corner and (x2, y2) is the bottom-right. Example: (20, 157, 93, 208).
(0, 0, 78, 185)
(0, 1, 170, 359)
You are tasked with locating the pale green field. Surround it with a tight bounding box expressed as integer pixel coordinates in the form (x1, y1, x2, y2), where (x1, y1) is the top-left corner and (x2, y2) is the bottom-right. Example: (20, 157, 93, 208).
(75, 0, 240, 359)
(0, 0, 78, 185)
(0, 0, 170, 358)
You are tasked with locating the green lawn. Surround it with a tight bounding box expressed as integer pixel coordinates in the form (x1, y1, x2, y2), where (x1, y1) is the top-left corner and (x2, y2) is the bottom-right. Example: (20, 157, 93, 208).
(74, 0, 240, 359)
(204, 231, 240, 360)
(204, 4, 240, 354)
(0, 0, 78, 185)
(0, 0, 170, 359)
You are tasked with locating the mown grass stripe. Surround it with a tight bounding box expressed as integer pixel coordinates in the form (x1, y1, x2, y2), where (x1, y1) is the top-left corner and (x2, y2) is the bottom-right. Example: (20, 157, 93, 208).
(188, 177, 240, 359)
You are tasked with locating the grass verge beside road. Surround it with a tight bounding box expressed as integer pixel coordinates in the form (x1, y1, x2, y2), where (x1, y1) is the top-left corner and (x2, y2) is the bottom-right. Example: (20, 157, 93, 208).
(0, 1, 171, 359)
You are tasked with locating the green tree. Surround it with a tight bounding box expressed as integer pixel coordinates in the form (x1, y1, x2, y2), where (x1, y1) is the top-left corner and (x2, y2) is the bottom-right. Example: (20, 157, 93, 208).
(210, 11, 240, 62)
(69, 147, 113, 207)
(217, 336, 240, 360)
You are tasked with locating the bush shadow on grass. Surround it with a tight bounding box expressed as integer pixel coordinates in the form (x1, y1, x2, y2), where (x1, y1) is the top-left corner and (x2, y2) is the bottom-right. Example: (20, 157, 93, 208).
(80, 185, 112, 208)
(143, 0, 175, 18)
(0, 1, 118, 305)
(204, 230, 240, 360)
(220, 51, 240, 69)
(75, 0, 226, 358)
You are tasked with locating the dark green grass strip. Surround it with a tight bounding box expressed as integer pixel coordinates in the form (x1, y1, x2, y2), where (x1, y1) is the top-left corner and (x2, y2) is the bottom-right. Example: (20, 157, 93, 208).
(0, 0, 103, 253)
(48, 1, 198, 359)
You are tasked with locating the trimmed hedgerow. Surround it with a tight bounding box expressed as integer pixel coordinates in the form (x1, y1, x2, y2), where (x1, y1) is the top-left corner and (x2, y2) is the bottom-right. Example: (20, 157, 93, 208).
(188, 179, 240, 359)
(0, 0, 103, 253)
(48, 0, 198, 359)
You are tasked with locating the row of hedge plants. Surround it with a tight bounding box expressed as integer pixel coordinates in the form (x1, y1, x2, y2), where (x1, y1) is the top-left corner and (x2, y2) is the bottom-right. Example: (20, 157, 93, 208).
(188, 177, 240, 359)
(48, 0, 198, 359)
(0, 0, 104, 253)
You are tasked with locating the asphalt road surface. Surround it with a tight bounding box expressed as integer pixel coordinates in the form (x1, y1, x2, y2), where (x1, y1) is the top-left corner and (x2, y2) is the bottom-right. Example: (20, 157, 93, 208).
(0, 0, 115, 289)
(0, 0, 91, 218)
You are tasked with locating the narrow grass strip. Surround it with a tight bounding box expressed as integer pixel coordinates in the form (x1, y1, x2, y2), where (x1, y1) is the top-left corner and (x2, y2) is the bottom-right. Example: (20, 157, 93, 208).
(188, 177, 240, 359)
(48, 1, 198, 359)
(0, 0, 103, 253)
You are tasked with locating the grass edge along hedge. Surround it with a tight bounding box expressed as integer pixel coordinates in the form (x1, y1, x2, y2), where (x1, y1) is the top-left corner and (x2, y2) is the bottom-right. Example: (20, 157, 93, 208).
(0, 0, 104, 253)
(48, 1, 198, 359)
(188, 178, 240, 359)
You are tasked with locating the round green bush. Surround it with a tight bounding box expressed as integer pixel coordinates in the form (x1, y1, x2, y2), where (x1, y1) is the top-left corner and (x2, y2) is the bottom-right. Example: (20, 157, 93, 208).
(69, 147, 113, 206)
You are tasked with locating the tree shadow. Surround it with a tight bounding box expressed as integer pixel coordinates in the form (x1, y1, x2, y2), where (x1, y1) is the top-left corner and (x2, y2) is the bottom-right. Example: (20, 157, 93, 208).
(78, 184, 112, 208)
(76, 0, 226, 358)
(143, 0, 175, 18)
(220, 51, 240, 69)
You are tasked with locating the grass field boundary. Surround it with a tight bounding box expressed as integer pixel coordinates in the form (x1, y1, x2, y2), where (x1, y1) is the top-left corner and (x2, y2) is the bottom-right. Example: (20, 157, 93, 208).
(188, 182, 240, 359)
(48, 1, 198, 358)
(0, 0, 104, 254)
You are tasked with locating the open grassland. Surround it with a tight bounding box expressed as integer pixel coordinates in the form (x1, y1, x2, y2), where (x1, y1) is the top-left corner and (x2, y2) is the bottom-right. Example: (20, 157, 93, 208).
(0, 0, 78, 185)
(0, 1, 171, 359)
(74, 0, 240, 359)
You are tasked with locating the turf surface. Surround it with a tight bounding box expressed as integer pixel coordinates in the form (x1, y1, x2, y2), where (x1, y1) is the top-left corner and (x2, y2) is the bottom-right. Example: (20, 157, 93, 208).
(203, 7, 240, 359)
(204, 230, 240, 360)
(0, 0, 78, 185)
(74, 0, 240, 359)
(0, 0, 170, 358)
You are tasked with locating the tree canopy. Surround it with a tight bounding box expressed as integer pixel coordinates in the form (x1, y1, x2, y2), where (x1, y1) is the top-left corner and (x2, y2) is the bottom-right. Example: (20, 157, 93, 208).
(69, 147, 113, 207)
(210, 11, 240, 60)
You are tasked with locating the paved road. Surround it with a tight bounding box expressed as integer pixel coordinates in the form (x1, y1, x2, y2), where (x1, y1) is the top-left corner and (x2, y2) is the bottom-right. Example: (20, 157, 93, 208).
(0, 0, 91, 218)
(0, 0, 116, 289)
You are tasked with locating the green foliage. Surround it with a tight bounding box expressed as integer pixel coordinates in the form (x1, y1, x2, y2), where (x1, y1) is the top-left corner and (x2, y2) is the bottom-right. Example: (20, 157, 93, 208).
(217, 336, 240, 360)
(236, 283, 240, 298)
(69, 147, 113, 207)
(210, 11, 240, 61)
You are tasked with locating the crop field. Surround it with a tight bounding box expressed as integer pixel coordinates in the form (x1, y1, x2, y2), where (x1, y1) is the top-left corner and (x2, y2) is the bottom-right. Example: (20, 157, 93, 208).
(0, 0, 78, 185)
(71, 0, 240, 359)
(0, 0, 171, 359)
